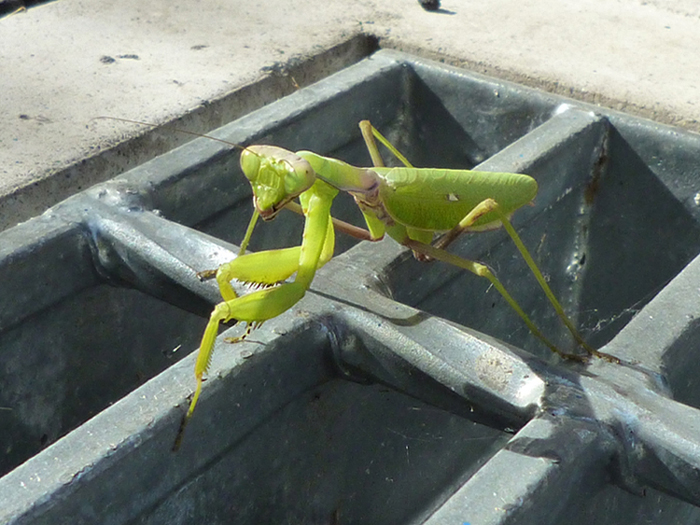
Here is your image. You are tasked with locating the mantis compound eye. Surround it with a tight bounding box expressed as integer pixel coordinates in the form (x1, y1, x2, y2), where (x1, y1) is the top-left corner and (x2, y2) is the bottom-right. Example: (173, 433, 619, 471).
(239, 149, 261, 182)
(283, 160, 315, 196)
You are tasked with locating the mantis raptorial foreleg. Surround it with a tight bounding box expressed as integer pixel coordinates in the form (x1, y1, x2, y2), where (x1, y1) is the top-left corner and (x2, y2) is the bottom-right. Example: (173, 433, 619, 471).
(174, 177, 338, 450)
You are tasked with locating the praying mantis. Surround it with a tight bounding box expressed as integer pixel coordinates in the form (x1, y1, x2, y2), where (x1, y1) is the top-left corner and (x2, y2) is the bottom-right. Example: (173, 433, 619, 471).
(171, 119, 618, 447)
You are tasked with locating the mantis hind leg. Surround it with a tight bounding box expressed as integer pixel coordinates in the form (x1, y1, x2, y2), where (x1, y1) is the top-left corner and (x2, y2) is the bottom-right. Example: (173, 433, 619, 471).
(482, 200, 618, 362)
(403, 237, 583, 361)
(434, 197, 617, 362)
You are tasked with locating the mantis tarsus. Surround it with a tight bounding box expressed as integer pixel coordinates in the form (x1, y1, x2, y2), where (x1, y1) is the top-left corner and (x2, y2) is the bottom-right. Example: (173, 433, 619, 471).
(162, 118, 619, 449)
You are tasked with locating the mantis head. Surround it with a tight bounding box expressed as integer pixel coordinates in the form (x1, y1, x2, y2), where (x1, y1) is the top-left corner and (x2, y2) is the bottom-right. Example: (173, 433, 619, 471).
(240, 146, 316, 220)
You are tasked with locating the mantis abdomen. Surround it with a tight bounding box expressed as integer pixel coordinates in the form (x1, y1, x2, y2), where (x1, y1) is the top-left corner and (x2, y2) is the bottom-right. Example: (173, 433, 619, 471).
(376, 167, 538, 231)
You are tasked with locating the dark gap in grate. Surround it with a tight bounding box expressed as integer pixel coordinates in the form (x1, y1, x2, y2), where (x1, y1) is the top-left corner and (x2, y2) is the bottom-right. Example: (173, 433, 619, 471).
(3, 50, 700, 524)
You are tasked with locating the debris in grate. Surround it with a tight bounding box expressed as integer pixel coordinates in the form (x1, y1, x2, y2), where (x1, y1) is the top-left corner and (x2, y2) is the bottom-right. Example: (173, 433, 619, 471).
(418, 0, 440, 12)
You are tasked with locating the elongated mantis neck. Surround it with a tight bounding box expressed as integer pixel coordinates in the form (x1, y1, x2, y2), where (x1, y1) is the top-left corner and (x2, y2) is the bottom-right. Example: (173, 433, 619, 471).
(296, 151, 379, 195)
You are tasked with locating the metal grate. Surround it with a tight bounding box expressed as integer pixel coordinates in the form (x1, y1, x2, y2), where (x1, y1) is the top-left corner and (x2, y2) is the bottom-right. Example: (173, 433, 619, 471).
(2, 49, 700, 524)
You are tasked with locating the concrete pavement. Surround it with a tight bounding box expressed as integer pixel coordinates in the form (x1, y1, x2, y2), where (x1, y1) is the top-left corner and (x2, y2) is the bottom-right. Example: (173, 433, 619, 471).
(1, 0, 698, 231)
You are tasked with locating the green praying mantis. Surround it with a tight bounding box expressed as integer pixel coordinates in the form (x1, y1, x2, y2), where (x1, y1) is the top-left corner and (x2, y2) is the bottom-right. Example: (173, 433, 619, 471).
(170, 119, 618, 447)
